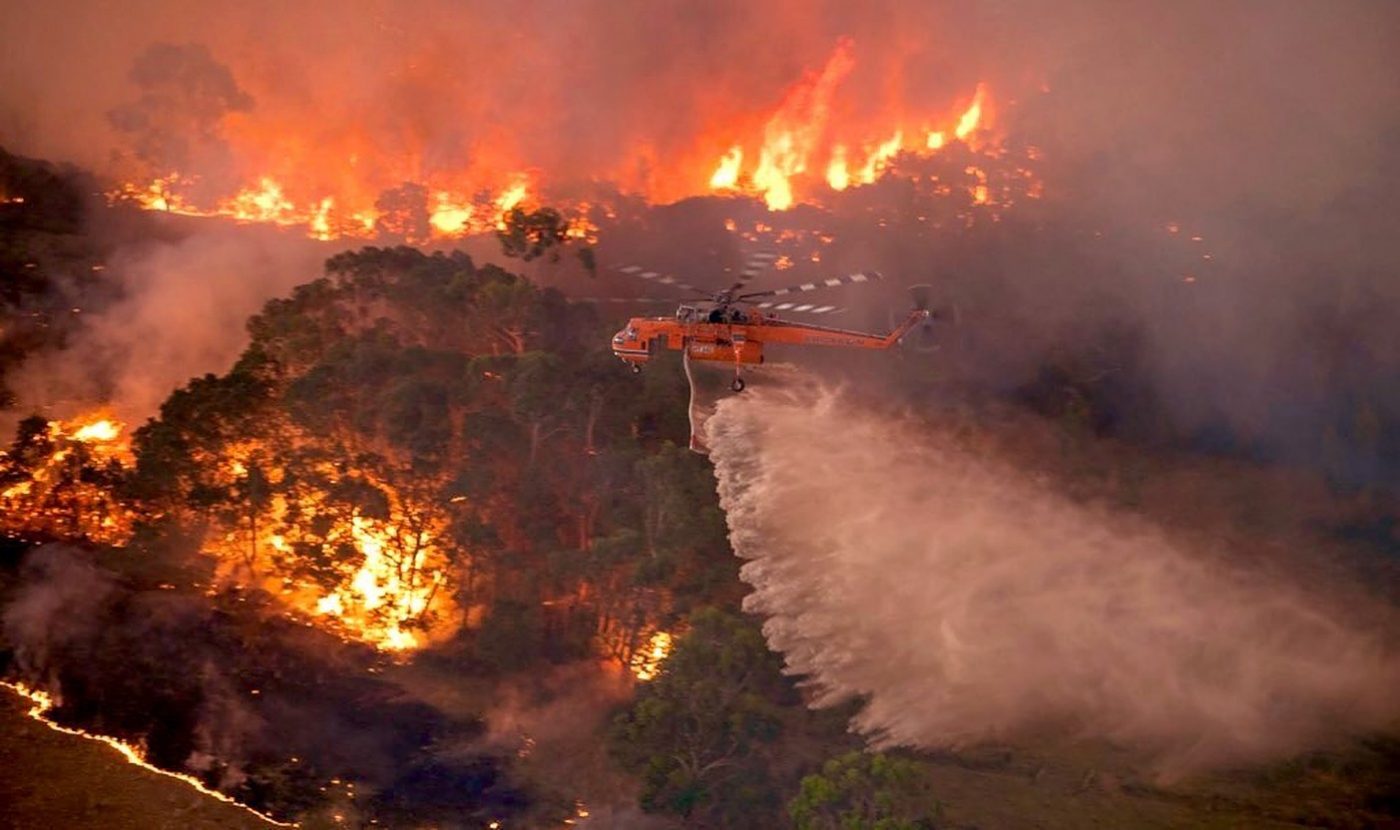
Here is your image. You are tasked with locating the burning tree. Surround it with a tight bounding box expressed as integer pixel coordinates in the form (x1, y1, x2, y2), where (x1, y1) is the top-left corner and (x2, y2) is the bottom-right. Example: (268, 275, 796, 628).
(0, 412, 136, 545)
(125, 245, 717, 661)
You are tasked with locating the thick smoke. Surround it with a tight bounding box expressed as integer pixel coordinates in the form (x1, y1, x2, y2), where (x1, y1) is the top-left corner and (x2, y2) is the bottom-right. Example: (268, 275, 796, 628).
(106, 43, 253, 182)
(707, 376, 1400, 777)
(2, 545, 119, 683)
(6, 225, 329, 426)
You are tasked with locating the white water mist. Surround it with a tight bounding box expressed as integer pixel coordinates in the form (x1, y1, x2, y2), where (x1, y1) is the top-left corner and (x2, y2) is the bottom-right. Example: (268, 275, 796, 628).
(706, 376, 1399, 776)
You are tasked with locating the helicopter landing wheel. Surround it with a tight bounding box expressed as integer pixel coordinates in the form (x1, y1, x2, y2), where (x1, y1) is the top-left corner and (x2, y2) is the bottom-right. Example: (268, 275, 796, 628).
(730, 376, 746, 393)
(630, 363, 642, 374)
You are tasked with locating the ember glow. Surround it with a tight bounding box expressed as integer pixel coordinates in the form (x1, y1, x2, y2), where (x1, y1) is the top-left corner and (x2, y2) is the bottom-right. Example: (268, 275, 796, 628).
(1, 680, 295, 827)
(629, 631, 673, 682)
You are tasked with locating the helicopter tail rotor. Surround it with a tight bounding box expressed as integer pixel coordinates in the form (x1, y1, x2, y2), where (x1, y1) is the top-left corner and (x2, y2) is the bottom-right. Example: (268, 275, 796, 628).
(900, 283, 957, 352)
(909, 283, 933, 312)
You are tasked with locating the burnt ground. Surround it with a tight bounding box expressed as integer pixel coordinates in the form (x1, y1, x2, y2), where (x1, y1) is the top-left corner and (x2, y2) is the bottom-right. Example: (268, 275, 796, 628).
(0, 685, 276, 830)
(3, 667, 1396, 829)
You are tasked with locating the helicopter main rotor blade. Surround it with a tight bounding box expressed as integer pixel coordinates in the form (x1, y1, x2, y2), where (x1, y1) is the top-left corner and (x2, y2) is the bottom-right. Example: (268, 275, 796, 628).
(574, 297, 686, 304)
(614, 264, 710, 296)
(737, 270, 883, 300)
(725, 250, 779, 293)
(744, 301, 845, 315)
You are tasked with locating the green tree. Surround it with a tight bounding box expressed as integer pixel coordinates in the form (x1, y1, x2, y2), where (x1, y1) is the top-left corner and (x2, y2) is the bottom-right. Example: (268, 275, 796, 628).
(497, 206, 569, 262)
(609, 607, 793, 826)
(123, 245, 708, 665)
(374, 182, 431, 243)
(788, 751, 941, 830)
(496, 205, 597, 276)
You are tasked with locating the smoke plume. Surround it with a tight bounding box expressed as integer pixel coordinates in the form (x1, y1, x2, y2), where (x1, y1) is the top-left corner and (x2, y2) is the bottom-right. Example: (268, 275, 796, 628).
(707, 376, 1400, 777)
(107, 42, 253, 186)
(6, 224, 329, 426)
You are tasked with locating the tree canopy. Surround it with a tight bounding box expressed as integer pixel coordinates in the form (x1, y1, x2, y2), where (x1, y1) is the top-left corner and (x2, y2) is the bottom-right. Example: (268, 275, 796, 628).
(789, 751, 942, 830)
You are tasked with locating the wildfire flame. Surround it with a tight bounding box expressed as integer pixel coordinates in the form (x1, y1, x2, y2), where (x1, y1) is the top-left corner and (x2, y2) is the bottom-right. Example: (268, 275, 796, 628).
(0, 412, 135, 544)
(1, 680, 295, 827)
(104, 38, 1020, 240)
(1, 410, 455, 654)
(310, 516, 445, 652)
(71, 418, 122, 444)
(111, 170, 557, 244)
(209, 443, 458, 654)
(629, 631, 673, 681)
(706, 42, 998, 210)
(954, 84, 987, 141)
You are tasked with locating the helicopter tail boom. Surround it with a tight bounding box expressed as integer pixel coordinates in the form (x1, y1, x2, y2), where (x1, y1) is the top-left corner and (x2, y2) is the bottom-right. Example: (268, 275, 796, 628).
(883, 308, 934, 347)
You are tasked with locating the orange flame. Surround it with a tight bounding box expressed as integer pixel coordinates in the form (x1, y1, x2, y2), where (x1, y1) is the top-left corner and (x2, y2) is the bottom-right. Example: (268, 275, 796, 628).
(1, 411, 135, 544)
(709, 145, 743, 189)
(826, 144, 850, 191)
(701, 42, 1005, 210)
(629, 631, 673, 681)
(428, 192, 473, 236)
(105, 38, 1024, 236)
(858, 130, 904, 185)
(954, 84, 987, 142)
(310, 516, 445, 652)
(748, 38, 856, 210)
(71, 418, 121, 444)
(209, 442, 459, 654)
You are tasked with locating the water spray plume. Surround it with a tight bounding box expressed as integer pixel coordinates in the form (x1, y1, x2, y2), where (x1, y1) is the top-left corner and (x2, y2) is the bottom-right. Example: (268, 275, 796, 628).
(706, 377, 1400, 777)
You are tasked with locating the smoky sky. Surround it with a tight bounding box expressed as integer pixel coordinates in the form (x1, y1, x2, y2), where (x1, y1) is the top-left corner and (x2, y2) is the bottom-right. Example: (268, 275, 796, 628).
(0, 1, 993, 184)
(0, 0, 1397, 478)
(2, 1, 1394, 186)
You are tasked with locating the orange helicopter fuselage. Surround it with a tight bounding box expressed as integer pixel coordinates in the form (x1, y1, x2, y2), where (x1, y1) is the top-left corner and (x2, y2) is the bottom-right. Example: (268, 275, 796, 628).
(611, 307, 929, 367)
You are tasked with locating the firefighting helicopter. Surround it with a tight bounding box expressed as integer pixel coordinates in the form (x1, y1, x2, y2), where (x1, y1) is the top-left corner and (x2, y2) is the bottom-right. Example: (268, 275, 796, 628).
(606, 251, 934, 392)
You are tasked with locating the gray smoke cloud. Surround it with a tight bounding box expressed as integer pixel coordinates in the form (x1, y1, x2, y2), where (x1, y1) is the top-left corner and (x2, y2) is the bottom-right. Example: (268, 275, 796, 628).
(107, 42, 253, 185)
(1, 545, 119, 683)
(707, 375, 1400, 777)
(5, 224, 330, 427)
